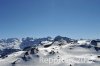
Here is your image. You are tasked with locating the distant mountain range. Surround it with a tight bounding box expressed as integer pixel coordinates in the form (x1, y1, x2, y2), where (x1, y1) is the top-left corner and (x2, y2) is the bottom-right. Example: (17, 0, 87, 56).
(0, 36, 100, 59)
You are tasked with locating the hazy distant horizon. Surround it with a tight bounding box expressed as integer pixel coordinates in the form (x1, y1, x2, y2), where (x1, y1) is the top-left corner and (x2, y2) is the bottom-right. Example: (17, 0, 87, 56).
(0, 35, 99, 40)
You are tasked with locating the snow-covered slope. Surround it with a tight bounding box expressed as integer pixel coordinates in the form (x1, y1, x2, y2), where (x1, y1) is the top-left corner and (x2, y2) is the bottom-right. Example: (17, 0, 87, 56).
(0, 36, 100, 66)
(0, 38, 21, 50)
(0, 42, 100, 66)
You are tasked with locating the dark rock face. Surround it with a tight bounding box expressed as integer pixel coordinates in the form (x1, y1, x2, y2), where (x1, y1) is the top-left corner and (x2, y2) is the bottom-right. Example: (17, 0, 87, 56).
(23, 46, 32, 51)
(94, 47, 100, 51)
(91, 40, 97, 46)
(21, 56, 28, 61)
(20, 37, 52, 49)
(21, 47, 39, 62)
(20, 37, 35, 49)
(44, 44, 52, 48)
(54, 36, 71, 43)
(90, 40, 100, 51)
(0, 49, 20, 59)
(79, 44, 92, 48)
(11, 59, 19, 66)
(97, 56, 100, 58)
(21, 51, 31, 62)
(49, 50, 55, 55)
(30, 48, 39, 54)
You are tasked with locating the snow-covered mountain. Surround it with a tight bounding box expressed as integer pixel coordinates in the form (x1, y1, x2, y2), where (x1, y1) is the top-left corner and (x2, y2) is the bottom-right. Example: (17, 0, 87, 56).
(0, 38, 21, 50)
(0, 36, 100, 66)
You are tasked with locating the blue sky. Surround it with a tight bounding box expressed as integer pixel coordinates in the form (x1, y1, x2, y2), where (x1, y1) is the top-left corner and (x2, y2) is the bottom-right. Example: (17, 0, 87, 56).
(0, 0, 100, 39)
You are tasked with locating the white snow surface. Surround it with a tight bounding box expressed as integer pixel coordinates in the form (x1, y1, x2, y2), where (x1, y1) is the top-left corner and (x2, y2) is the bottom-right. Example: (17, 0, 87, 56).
(0, 42, 100, 66)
